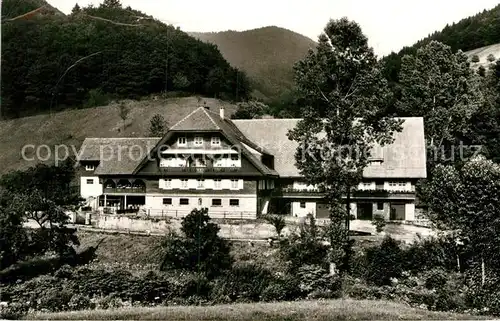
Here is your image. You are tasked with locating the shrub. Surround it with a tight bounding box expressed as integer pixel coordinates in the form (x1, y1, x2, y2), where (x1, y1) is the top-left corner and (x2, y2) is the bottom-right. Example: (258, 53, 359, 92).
(211, 263, 274, 303)
(53, 264, 75, 279)
(403, 235, 460, 273)
(364, 236, 404, 286)
(372, 214, 386, 233)
(68, 294, 94, 311)
(279, 217, 329, 272)
(160, 208, 232, 278)
(423, 268, 448, 289)
(296, 264, 329, 293)
(93, 295, 131, 310)
(37, 288, 73, 312)
(260, 274, 302, 302)
(83, 88, 110, 108)
(263, 214, 286, 239)
(0, 302, 29, 320)
(168, 272, 211, 300)
(73, 268, 135, 298)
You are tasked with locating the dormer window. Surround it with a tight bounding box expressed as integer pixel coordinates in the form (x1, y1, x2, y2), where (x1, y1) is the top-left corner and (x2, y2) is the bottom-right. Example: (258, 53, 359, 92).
(177, 136, 187, 146)
(211, 136, 221, 146)
(194, 136, 203, 146)
(85, 164, 95, 171)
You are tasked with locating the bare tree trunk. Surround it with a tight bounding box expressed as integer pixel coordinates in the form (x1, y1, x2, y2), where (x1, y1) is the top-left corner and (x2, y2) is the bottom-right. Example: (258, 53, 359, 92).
(344, 185, 351, 273)
(329, 262, 337, 276)
(481, 257, 485, 286)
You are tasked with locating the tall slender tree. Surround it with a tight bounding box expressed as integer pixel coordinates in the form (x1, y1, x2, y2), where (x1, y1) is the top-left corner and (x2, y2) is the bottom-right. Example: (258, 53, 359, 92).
(397, 41, 484, 168)
(288, 18, 402, 273)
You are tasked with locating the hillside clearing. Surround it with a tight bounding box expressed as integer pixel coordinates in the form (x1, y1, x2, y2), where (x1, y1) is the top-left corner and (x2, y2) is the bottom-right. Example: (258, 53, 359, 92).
(26, 299, 485, 320)
(465, 43, 500, 68)
(0, 96, 236, 175)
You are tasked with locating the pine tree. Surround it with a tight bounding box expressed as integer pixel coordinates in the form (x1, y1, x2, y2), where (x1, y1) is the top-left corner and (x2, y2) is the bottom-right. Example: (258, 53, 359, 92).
(101, 0, 122, 8)
(71, 3, 81, 15)
(148, 114, 168, 137)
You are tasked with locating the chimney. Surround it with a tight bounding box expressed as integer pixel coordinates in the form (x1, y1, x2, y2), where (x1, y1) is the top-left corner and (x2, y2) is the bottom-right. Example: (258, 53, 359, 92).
(219, 106, 225, 120)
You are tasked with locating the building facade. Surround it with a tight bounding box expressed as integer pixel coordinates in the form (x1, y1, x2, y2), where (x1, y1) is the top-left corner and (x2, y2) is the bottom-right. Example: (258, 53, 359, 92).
(78, 106, 427, 221)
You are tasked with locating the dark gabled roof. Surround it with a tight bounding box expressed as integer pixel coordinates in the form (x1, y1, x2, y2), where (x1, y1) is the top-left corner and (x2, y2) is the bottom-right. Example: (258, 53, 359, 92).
(131, 107, 278, 176)
(79, 138, 161, 175)
(204, 108, 273, 155)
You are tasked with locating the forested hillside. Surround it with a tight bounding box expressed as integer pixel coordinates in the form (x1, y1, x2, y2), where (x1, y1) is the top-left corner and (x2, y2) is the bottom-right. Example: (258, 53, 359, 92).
(1, 0, 250, 119)
(190, 27, 315, 104)
(381, 4, 500, 83)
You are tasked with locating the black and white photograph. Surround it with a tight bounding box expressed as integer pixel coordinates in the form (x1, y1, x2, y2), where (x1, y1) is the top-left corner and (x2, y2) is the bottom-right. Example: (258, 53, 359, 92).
(1, 0, 500, 319)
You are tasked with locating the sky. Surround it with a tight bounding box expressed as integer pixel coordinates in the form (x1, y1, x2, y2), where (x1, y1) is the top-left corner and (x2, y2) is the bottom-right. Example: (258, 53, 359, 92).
(47, 0, 499, 56)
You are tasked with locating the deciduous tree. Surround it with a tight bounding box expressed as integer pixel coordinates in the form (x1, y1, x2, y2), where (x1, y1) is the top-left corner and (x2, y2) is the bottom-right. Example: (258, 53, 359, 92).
(423, 156, 500, 283)
(288, 17, 402, 273)
(397, 41, 484, 167)
(231, 100, 269, 119)
(160, 208, 232, 278)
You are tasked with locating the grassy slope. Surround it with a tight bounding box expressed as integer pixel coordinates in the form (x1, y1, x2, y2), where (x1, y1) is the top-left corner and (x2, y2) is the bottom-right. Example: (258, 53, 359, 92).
(27, 299, 484, 320)
(189, 26, 316, 101)
(0, 97, 237, 175)
(77, 230, 282, 272)
(465, 43, 500, 68)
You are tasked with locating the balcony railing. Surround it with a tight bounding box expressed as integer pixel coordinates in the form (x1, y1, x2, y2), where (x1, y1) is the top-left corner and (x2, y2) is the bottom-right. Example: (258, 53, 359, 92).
(270, 187, 324, 197)
(159, 166, 239, 173)
(103, 187, 146, 194)
(270, 187, 416, 198)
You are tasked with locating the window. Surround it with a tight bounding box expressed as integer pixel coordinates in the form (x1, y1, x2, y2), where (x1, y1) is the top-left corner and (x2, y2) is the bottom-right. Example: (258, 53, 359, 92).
(86, 179, 94, 184)
(85, 164, 95, 171)
(398, 182, 406, 187)
(198, 198, 203, 206)
(181, 179, 188, 189)
(179, 198, 189, 205)
(177, 136, 187, 146)
(388, 182, 398, 187)
(300, 202, 306, 208)
(197, 179, 205, 188)
(212, 199, 222, 206)
(230, 179, 238, 189)
(194, 136, 203, 146)
(163, 198, 172, 205)
(230, 154, 239, 161)
(211, 136, 221, 146)
(229, 199, 239, 207)
(363, 182, 372, 187)
(165, 179, 172, 189)
(214, 179, 222, 189)
(377, 202, 384, 210)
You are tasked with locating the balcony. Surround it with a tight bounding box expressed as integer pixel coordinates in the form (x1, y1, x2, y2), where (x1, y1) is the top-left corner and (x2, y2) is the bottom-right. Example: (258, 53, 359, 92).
(103, 187, 146, 194)
(269, 187, 416, 200)
(103, 179, 147, 194)
(353, 189, 415, 200)
(270, 187, 325, 198)
(160, 166, 240, 173)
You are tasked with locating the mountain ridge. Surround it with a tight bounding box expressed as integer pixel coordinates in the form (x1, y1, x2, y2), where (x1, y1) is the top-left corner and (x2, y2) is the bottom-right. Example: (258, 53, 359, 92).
(188, 26, 316, 103)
